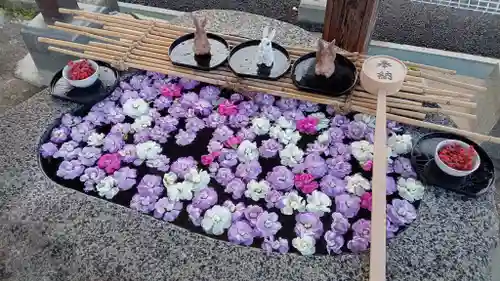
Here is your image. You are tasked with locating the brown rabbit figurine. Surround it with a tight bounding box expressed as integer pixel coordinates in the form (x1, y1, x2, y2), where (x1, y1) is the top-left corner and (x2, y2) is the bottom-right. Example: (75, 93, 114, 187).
(315, 39, 337, 78)
(192, 15, 211, 56)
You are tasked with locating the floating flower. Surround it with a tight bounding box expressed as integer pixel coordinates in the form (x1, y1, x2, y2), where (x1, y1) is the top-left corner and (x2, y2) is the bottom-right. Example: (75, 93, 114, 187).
(192, 187, 218, 210)
(397, 177, 425, 202)
(360, 192, 372, 211)
(97, 153, 121, 174)
(261, 236, 289, 254)
(130, 193, 158, 213)
(50, 126, 70, 144)
(326, 157, 352, 178)
(212, 125, 233, 142)
(199, 85, 220, 102)
(103, 133, 125, 153)
(320, 174, 346, 197)
(278, 191, 306, 215)
(131, 116, 152, 133)
(330, 212, 350, 234)
(294, 212, 323, 239)
(393, 157, 417, 178)
(218, 100, 238, 116)
(155, 115, 179, 133)
(347, 236, 369, 253)
(179, 78, 199, 90)
(96, 176, 119, 199)
(266, 166, 294, 191)
(260, 105, 281, 121)
(78, 146, 102, 166)
(61, 113, 82, 127)
(317, 131, 330, 144)
(327, 142, 351, 161)
(137, 174, 163, 197)
(324, 230, 344, 254)
(387, 134, 412, 155)
(146, 154, 170, 172)
(362, 160, 373, 171)
(79, 167, 106, 192)
(228, 220, 255, 246)
(175, 129, 197, 146)
(264, 190, 283, 209)
(123, 98, 149, 118)
(297, 116, 319, 134)
(304, 153, 328, 178)
(256, 211, 282, 237)
(280, 144, 304, 167)
(237, 140, 259, 163)
(205, 112, 227, 128)
(354, 113, 376, 128)
(161, 84, 182, 98)
(40, 142, 58, 158)
(187, 204, 203, 226)
(57, 159, 85, 180)
(352, 219, 371, 239)
(294, 173, 318, 194)
(153, 95, 172, 110)
(305, 190, 331, 216)
(113, 167, 137, 190)
(236, 127, 257, 141)
(386, 176, 397, 195)
(309, 112, 329, 130)
(185, 168, 211, 191)
(224, 178, 246, 200)
(335, 194, 361, 218)
(276, 98, 298, 111)
(332, 115, 349, 130)
(235, 161, 262, 182)
(166, 181, 194, 201)
(387, 199, 417, 226)
(306, 141, 328, 155)
(228, 114, 250, 129)
(251, 117, 271, 135)
(345, 173, 371, 196)
(149, 126, 169, 144)
(87, 132, 106, 146)
(351, 140, 373, 164)
(244, 205, 264, 226)
(224, 136, 242, 149)
(214, 167, 235, 186)
(53, 140, 81, 160)
(136, 141, 162, 161)
(329, 127, 345, 143)
(70, 121, 94, 143)
(254, 93, 275, 106)
(245, 180, 270, 201)
(153, 197, 183, 221)
(218, 149, 238, 167)
(238, 100, 259, 117)
(259, 139, 282, 158)
(207, 140, 223, 153)
(223, 200, 246, 221)
(178, 92, 199, 108)
(201, 205, 232, 235)
(133, 129, 151, 144)
(292, 235, 316, 256)
(201, 154, 214, 166)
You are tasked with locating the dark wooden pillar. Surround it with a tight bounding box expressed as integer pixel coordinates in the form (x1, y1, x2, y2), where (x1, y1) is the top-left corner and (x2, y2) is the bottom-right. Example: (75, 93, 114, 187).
(322, 0, 380, 53)
(34, 0, 79, 24)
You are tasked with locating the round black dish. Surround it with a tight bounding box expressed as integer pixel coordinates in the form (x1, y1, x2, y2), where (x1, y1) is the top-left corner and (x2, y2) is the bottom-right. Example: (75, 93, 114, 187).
(228, 40, 291, 80)
(291, 52, 357, 97)
(50, 62, 119, 105)
(168, 33, 229, 71)
(410, 132, 494, 197)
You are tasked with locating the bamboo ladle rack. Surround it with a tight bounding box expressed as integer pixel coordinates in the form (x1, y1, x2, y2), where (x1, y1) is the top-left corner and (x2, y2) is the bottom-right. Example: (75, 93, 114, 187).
(37, 8, 500, 144)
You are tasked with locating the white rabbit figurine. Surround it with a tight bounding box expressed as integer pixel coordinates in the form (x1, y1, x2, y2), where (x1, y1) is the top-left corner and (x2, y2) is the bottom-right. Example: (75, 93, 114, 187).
(257, 26, 276, 67)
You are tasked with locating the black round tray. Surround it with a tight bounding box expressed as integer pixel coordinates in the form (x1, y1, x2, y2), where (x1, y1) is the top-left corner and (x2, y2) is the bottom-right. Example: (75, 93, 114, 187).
(168, 33, 230, 71)
(410, 132, 494, 197)
(291, 52, 357, 97)
(50, 61, 119, 105)
(228, 40, 291, 80)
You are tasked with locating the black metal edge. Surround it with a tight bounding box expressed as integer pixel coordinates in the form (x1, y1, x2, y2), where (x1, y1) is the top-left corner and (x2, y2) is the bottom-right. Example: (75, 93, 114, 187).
(168, 32, 230, 71)
(227, 40, 291, 81)
(410, 132, 495, 197)
(290, 52, 358, 97)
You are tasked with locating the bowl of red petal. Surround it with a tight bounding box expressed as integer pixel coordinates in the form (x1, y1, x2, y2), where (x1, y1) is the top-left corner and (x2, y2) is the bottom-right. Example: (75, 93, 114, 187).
(435, 139, 481, 177)
(62, 59, 100, 88)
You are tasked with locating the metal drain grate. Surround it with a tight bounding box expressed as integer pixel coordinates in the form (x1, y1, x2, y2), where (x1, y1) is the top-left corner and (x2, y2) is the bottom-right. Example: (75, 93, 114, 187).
(412, 0, 500, 14)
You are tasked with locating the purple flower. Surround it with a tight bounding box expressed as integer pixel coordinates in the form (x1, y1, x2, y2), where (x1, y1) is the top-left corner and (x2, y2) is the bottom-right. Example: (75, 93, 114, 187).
(110, 123, 131, 136)
(276, 98, 298, 111)
(365, 127, 375, 144)
(326, 157, 352, 178)
(304, 153, 328, 178)
(306, 141, 328, 155)
(61, 113, 82, 127)
(298, 101, 320, 112)
(192, 187, 218, 210)
(137, 174, 163, 197)
(352, 219, 371, 239)
(387, 199, 417, 226)
(170, 157, 197, 179)
(335, 194, 361, 218)
(139, 85, 159, 102)
(199, 86, 221, 103)
(120, 90, 139, 105)
(57, 160, 85, 179)
(244, 205, 264, 226)
(53, 141, 81, 160)
(215, 168, 235, 186)
(207, 140, 223, 153)
(84, 111, 106, 126)
(260, 105, 281, 121)
(187, 204, 203, 226)
(155, 115, 179, 133)
(332, 115, 349, 129)
(208, 162, 219, 174)
(327, 142, 351, 161)
(133, 129, 151, 144)
(326, 105, 336, 115)
(266, 166, 294, 191)
(40, 142, 58, 158)
(129, 75, 146, 90)
(147, 71, 166, 80)
(282, 110, 305, 121)
(228, 220, 255, 246)
(346, 121, 367, 140)
(212, 125, 233, 142)
(347, 236, 369, 253)
(320, 174, 346, 197)
(255, 211, 281, 237)
(264, 190, 282, 209)
(235, 161, 262, 182)
(228, 114, 250, 129)
(50, 126, 70, 143)
(70, 121, 95, 143)
(113, 167, 137, 190)
(330, 212, 350, 234)
(154, 197, 183, 221)
(329, 127, 345, 143)
(104, 106, 125, 124)
(236, 127, 256, 141)
(146, 155, 170, 172)
(387, 219, 399, 239)
(230, 93, 244, 102)
(238, 101, 259, 117)
(261, 236, 289, 254)
(224, 178, 246, 199)
(185, 117, 205, 133)
(149, 126, 169, 144)
(294, 212, 323, 239)
(130, 193, 158, 213)
(386, 176, 397, 195)
(193, 99, 212, 116)
(324, 230, 344, 254)
(179, 92, 199, 108)
(175, 129, 196, 146)
(103, 133, 125, 153)
(168, 103, 186, 118)
(218, 149, 238, 168)
(223, 200, 246, 221)
(255, 93, 275, 106)
(79, 167, 106, 192)
(78, 146, 102, 166)
(259, 139, 282, 158)
(154, 96, 173, 110)
(393, 157, 417, 178)
(118, 144, 138, 164)
(179, 77, 199, 90)
(205, 112, 227, 128)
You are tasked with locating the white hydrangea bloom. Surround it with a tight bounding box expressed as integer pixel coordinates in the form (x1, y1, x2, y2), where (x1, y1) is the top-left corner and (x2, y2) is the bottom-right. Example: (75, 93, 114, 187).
(244, 180, 270, 201)
(136, 141, 162, 160)
(276, 116, 295, 130)
(237, 140, 259, 163)
(354, 113, 376, 128)
(166, 181, 194, 201)
(269, 125, 283, 140)
(351, 140, 374, 164)
(201, 205, 232, 235)
(292, 235, 316, 256)
(317, 131, 330, 144)
(251, 117, 271, 135)
(280, 191, 306, 215)
(185, 168, 211, 191)
(162, 172, 178, 188)
(131, 115, 152, 132)
(279, 129, 301, 145)
(279, 144, 304, 167)
(87, 132, 105, 146)
(346, 173, 371, 196)
(306, 190, 332, 216)
(309, 112, 329, 130)
(96, 176, 119, 199)
(388, 134, 412, 155)
(123, 98, 149, 118)
(397, 177, 425, 202)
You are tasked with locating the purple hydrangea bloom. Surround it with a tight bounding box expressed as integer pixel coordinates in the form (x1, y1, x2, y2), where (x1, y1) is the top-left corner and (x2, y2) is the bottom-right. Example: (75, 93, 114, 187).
(224, 178, 246, 199)
(326, 105, 336, 115)
(331, 212, 350, 234)
(266, 166, 294, 191)
(255, 93, 275, 106)
(104, 106, 125, 124)
(208, 162, 219, 174)
(327, 142, 351, 161)
(199, 86, 221, 103)
(53, 141, 81, 160)
(320, 174, 346, 197)
(154, 96, 173, 110)
(304, 153, 328, 178)
(235, 161, 262, 182)
(179, 77, 199, 90)
(70, 121, 95, 143)
(261, 236, 289, 254)
(228, 220, 255, 246)
(79, 167, 106, 192)
(215, 168, 235, 186)
(133, 128, 151, 144)
(61, 113, 82, 127)
(108, 88, 122, 101)
(185, 117, 206, 133)
(244, 205, 264, 226)
(193, 99, 212, 116)
(179, 92, 199, 108)
(335, 194, 361, 218)
(57, 160, 85, 180)
(118, 144, 138, 164)
(146, 155, 170, 172)
(365, 127, 375, 144)
(110, 123, 131, 136)
(332, 115, 349, 130)
(346, 121, 368, 140)
(238, 101, 259, 117)
(149, 126, 169, 144)
(187, 204, 203, 226)
(139, 85, 159, 102)
(205, 112, 227, 128)
(298, 101, 320, 112)
(324, 230, 345, 254)
(119, 90, 139, 105)
(113, 167, 137, 190)
(40, 142, 58, 158)
(282, 110, 305, 121)
(78, 146, 102, 166)
(387, 199, 417, 226)
(50, 126, 70, 143)
(129, 75, 146, 90)
(130, 193, 158, 213)
(207, 140, 223, 153)
(276, 98, 298, 111)
(155, 115, 179, 133)
(137, 174, 163, 197)
(120, 80, 133, 90)
(212, 125, 233, 142)
(347, 236, 369, 253)
(230, 93, 244, 102)
(170, 157, 197, 179)
(153, 197, 183, 222)
(264, 190, 283, 209)
(256, 211, 282, 237)
(387, 219, 399, 239)
(168, 103, 186, 118)
(103, 133, 125, 153)
(352, 219, 371, 239)
(223, 200, 246, 221)
(259, 139, 282, 158)
(192, 187, 218, 210)
(294, 212, 323, 239)
(175, 129, 196, 146)
(228, 114, 250, 129)
(306, 141, 328, 155)
(393, 157, 417, 178)
(386, 176, 397, 195)
(260, 105, 281, 121)
(84, 111, 106, 126)
(329, 127, 345, 143)
(218, 149, 238, 168)
(147, 71, 166, 80)
(326, 157, 352, 178)
(236, 127, 256, 141)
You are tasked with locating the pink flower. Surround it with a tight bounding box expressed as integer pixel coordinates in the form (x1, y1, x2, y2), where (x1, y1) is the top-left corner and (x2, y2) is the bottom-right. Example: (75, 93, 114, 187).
(218, 101, 238, 116)
(97, 153, 121, 174)
(301, 181, 319, 194)
(201, 154, 214, 166)
(224, 136, 242, 148)
(362, 160, 373, 171)
(161, 85, 182, 97)
(297, 117, 319, 134)
(294, 173, 318, 193)
(360, 192, 372, 211)
(210, 151, 221, 158)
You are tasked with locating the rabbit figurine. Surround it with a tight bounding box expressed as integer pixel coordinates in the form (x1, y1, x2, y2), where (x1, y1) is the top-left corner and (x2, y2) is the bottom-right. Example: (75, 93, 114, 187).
(256, 26, 276, 67)
(192, 15, 211, 56)
(315, 39, 337, 78)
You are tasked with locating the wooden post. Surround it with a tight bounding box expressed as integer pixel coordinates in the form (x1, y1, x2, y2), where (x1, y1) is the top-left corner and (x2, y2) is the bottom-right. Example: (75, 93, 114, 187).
(322, 0, 380, 53)
(35, 0, 79, 24)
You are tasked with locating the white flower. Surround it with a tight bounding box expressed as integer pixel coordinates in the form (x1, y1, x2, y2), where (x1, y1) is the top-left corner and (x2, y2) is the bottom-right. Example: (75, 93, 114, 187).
(279, 129, 301, 145)
(279, 144, 304, 167)
(131, 115, 152, 132)
(123, 98, 149, 118)
(354, 113, 376, 128)
(244, 180, 270, 201)
(136, 141, 162, 160)
(201, 205, 232, 235)
(96, 176, 119, 199)
(351, 140, 374, 164)
(292, 235, 316, 256)
(269, 125, 283, 139)
(309, 113, 329, 130)
(276, 116, 295, 130)
(346, 173, 371, 196)
(397, 177, 425, 202)
(162, 172, 178, 187)
(87, 132, 105, 146)
(280, 191, 306, 215)
(388, 134, 412, 155)
(166, 181, 194, 201)
(306, 190, 332, 215)
(185, 168, 210, 191)
(251, 117, 271, 135)
(237, 140, 259, 163)
(317, 131, 330, 144)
